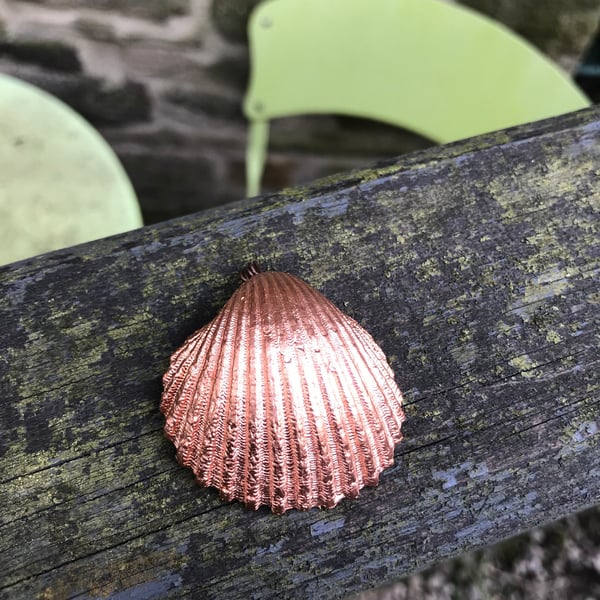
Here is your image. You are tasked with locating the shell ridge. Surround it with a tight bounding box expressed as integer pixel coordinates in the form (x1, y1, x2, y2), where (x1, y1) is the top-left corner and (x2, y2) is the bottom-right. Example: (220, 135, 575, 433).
(163, 315, 227, 453)
(162, 323, 219, 416)
(267, 273, 308, 512)
(277, 273, 332, 509)
(308, 292, 383, 485)
(161, 326, 207, 417)
(163, 325, 207, 381)
(285, 274, 353, 506)
(206, 283, 258, 490)
(175, 302, 239, 472)
(298, 288, 366, 497)
(341, 316, 405, 444)
(219, 281, 254, 502)
(240, 276, 268, 509)
(162, 316, 223, 424)
(296, 284, 364, 498)
(314, 297, 395, 480)
(258, 275, 286, 511)
(162, 327, 203, 392)
(346, 319, 406, 442)
(193, 293, 245, 484)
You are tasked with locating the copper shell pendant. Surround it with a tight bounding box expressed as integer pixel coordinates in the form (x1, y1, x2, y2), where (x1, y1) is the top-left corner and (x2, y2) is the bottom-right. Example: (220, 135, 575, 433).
(161, 263, 405, 513)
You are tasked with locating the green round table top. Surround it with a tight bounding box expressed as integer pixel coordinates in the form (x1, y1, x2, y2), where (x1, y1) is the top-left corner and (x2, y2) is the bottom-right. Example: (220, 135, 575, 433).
(0, 74, 143, 265)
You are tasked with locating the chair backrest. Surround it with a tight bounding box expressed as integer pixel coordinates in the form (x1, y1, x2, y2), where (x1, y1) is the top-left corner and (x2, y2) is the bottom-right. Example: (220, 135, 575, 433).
(244, 0, 590, 197)
(0, 74, 143, 265)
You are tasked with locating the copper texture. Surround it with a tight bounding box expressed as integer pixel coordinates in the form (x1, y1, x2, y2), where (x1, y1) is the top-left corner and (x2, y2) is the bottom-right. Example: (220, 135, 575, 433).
(161, 263, 405, 513)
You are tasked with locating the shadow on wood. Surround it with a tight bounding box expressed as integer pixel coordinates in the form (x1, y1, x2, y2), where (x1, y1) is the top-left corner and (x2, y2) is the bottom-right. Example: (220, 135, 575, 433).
(0, 106, 599, 599)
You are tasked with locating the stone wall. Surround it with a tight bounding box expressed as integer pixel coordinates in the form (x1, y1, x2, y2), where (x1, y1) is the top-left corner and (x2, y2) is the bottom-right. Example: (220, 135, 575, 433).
(0, 0, 597, 223)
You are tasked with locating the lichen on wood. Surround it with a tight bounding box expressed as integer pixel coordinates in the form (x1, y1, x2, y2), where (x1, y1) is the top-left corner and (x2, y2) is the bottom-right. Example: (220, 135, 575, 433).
(0, 107, 599, 599)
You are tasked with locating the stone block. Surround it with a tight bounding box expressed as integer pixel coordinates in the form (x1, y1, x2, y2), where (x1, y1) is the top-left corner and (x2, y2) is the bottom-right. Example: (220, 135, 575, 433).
(18, 0, 190, 22)
(74, 18, 118, 43)
(2, 68, 151, 125)
(78, 79, 152, 125)
(165, 87, 244, 122)
(207, 55, 250, 92)
(211, 0, 261, 43)
(0, 39, 81, 73)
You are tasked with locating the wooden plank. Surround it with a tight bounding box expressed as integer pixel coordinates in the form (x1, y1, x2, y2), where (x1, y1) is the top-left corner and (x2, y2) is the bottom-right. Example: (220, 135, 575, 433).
(1, 107, 599, 599)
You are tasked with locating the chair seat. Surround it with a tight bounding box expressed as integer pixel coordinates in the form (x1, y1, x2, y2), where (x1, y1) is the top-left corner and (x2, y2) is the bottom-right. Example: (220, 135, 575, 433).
(244, 0, 590, 196)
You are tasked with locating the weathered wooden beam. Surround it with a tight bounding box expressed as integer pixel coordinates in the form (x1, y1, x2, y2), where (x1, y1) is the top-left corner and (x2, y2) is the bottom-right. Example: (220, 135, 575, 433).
(1, 107, 599, 599)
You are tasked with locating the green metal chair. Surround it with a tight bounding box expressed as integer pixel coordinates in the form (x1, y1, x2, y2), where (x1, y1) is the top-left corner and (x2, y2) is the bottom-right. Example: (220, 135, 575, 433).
(0, 74, 143, 265)
(244, 0, 590, 197)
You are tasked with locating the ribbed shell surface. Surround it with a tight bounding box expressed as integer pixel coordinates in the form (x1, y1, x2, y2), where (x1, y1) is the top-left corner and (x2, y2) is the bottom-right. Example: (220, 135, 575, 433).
(161, 271, 405, 513)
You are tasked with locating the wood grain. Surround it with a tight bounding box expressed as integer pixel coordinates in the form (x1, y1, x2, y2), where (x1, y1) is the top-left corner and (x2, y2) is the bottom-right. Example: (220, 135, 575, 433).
(1, 107, 599, 599)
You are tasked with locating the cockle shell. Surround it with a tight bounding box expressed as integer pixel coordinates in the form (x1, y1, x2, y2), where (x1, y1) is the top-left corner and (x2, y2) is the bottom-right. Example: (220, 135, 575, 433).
(161, 263, 405, 513)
